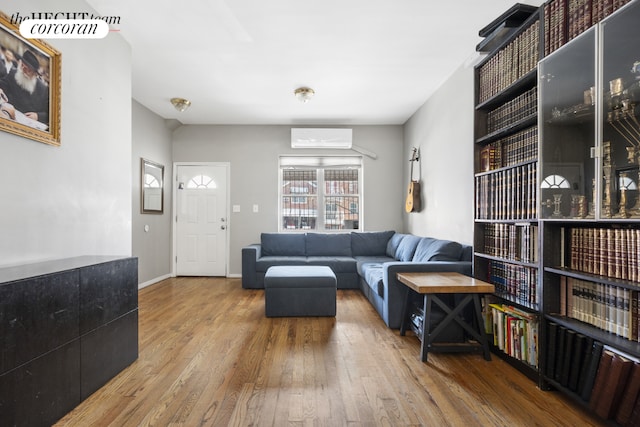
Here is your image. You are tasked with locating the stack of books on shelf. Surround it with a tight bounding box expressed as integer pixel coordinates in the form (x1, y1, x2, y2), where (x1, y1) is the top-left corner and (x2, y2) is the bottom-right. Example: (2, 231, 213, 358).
(486, 87, 538, 133)
(475, 163, 538, 220)
(479, 126, 538, 172)
(489, 260, 539, 308)
(483, 223, 539, 263)
(544, 0, 634, 55)
(546, 323, 601, 395)
(485, 303, 538, 368)
(547, 324, 640, 425)
(477, 19, 540, 104)
(568, 227, 640, 281)
(559, 277, 639, 341)
(590, 348, 640, 425)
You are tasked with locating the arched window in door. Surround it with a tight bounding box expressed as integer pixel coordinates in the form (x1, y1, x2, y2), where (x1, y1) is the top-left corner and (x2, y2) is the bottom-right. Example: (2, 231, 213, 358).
(187, 174, 217, 189)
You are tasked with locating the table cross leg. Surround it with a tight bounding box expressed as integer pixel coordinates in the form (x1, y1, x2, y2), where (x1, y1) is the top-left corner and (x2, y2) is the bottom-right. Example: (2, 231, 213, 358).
(423, 294, 491, 361)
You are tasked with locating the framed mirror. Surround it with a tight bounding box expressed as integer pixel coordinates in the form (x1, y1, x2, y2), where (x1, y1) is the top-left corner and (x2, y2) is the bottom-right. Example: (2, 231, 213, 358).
(141, 158, 164, 214)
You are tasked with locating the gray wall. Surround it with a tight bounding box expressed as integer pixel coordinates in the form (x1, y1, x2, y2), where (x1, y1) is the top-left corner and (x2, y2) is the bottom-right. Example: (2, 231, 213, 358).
(132, 101, 173, 286)
(0, 0, 132, 267)
(403, 63, 475, 245)
(172, 125, 404, 276)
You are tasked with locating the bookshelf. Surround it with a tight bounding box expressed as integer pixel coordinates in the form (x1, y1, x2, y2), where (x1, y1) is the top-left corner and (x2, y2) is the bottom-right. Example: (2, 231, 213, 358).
(473, 5, 542, 379)
(476, 2, 640, 424)
(538, 1, 640, 423)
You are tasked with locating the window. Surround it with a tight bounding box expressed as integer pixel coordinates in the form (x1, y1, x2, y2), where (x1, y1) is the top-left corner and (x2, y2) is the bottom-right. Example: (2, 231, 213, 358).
(280, 156, 362, 231)
(186, 174, 217, 189)
(541, 174, 570, 189)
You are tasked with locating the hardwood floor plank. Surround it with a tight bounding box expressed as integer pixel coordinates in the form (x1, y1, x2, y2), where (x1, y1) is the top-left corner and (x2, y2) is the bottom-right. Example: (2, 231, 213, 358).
(54, 277, 606, 427)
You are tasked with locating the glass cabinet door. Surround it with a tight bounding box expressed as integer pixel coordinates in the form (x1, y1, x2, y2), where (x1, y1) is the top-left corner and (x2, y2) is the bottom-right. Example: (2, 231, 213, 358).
(601, 0, 640, 219)
(539, 27, 597, 220)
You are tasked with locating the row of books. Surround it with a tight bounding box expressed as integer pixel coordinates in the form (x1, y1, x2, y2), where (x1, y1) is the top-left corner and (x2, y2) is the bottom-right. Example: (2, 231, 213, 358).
(546, 323, 601, 399)
(475, 162, 538, 220)
(560, 276, 639, 341)
(486, 87, 538, 134)
(478, 126, 538, 172)
(567, 226, 640, 282)
(545, 324, 640, 424)
(482, 223, 539, 263)
(477, 19, 540, 104)
(590, 347, 640, 424)
(544, 0, 633, 55)
(489, 260, 539, 309)
(485, 303, 538, 368)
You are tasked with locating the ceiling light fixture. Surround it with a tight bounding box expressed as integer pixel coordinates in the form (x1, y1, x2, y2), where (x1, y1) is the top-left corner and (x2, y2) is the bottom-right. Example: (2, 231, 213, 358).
(171, 97, 191, 112)
(294, 87, 315, 103)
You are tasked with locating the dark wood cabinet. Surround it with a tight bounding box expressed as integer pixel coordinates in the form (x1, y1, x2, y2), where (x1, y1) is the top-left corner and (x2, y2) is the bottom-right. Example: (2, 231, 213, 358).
(0, 256, 138, 426)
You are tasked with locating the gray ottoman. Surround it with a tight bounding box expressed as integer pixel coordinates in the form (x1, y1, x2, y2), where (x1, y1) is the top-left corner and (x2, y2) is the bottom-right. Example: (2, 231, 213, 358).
(264, 266, 337, 317)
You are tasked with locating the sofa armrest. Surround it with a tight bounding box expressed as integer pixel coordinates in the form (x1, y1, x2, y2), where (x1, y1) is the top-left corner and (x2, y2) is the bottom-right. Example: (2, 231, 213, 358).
(383, 261, 472, 278)
(381, 261, 473, 329)
(242, 244, 261, 288)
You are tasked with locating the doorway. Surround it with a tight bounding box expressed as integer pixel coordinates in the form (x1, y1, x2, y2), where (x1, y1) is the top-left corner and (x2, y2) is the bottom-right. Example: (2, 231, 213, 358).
(173, 163, 229, 276)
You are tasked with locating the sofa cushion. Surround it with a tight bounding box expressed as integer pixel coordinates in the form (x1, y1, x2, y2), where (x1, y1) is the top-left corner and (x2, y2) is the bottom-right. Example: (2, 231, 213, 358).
(261, 233, 306, 256)
(256, 256, 308, 272)
(307, 256, 357, 273)
(412, 238, 464, 262)
(306, 233, 352, 256)
(386, 233, 406, 258)
(354, 256, 396, 276)
(351, 231, 395, 256)
(360, 263, 385, 298)
(394, 235, 421, 261)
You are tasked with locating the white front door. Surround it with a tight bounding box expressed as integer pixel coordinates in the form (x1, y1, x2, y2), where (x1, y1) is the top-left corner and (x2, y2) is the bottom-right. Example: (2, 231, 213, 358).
(175, 164, 228, 276)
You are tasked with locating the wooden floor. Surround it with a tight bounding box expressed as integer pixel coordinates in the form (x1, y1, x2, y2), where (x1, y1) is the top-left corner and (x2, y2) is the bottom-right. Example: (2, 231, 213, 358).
(55, 277, 606, 427)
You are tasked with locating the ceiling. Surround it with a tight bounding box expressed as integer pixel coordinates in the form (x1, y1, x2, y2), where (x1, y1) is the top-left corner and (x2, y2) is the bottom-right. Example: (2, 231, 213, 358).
(86, 0, 543, 125)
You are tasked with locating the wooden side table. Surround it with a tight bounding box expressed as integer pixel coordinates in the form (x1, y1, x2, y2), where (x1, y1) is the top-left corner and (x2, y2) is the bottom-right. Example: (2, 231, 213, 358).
(397, 271, 495, 362)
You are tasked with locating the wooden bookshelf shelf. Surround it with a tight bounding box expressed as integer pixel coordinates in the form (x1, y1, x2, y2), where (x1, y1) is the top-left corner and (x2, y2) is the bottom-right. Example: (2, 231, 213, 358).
(475, 69, 537, 111)
(545, 266, 640, 292)
(475, 115, 537, 145)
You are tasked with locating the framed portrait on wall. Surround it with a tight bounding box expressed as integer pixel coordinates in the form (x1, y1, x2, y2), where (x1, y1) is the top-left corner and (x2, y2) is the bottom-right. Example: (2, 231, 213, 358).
(0, 11, 61, 146)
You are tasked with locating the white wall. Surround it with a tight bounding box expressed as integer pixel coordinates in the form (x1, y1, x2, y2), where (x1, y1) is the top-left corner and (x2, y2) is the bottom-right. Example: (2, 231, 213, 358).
(403, 63, 475, 245)
(0, 0, 132, 267)
(172, 125, 404, 276)
(132, 101, 173, 286)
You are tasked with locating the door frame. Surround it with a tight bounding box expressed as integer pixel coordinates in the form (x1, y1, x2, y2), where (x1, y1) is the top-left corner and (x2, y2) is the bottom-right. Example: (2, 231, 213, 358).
(171, 161, 231, 277)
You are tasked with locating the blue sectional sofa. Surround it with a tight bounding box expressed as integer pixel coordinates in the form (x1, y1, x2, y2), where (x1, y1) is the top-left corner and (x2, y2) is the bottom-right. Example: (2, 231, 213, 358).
(242, 231, 472, 329)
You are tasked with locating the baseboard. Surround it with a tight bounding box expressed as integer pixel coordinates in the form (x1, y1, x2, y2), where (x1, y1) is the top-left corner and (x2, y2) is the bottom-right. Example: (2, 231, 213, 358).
(227, 273, 241, 278)
(138, 274, 172, 290)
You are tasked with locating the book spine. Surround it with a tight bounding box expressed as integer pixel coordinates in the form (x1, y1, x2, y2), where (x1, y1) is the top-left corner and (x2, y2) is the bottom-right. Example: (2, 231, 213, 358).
(580, 341, 604, 400)
(589, 349, 615, 410)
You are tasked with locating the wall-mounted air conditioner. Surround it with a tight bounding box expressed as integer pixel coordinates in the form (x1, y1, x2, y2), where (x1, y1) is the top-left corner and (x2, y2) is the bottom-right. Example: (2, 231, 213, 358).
(291, 128, 352, 149)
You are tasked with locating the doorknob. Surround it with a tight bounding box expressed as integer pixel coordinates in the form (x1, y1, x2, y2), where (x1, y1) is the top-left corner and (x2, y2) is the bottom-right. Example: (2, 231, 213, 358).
(221, 218, 226, 222)
(221, 225, 226, 230)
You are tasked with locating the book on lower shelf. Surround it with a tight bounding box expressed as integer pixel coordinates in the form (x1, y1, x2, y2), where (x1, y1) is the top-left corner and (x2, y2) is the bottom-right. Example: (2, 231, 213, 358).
(485, 303, 538, 368)
(546, 321, 640, 424)
(546, 322, 605, 399)
(588, 346, 640, 423)
(615, 361, 640, 426)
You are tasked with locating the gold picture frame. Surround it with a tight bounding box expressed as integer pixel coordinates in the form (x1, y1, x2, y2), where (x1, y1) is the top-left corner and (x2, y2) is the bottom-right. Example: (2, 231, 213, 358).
(0, 11, 61, 146)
